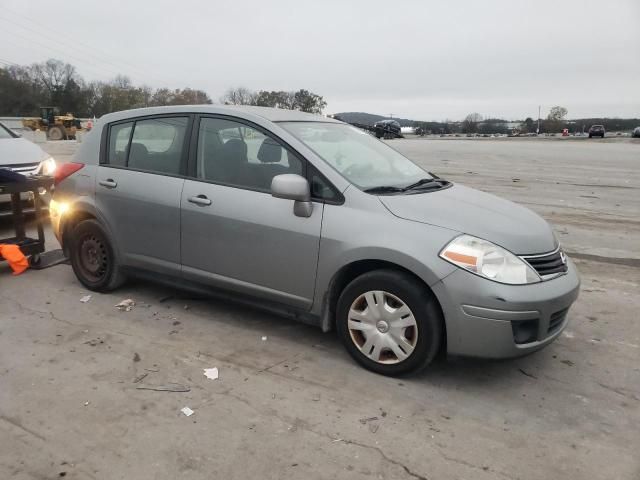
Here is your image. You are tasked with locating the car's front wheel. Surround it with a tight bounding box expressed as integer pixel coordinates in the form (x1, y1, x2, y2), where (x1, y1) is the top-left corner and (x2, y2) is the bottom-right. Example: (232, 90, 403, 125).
(336, 270, 443, 376)
(69, 219, 125, 291)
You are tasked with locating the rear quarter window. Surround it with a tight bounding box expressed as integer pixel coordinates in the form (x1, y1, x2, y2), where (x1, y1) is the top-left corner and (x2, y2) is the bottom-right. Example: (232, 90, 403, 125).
(108, 122, 133, 166)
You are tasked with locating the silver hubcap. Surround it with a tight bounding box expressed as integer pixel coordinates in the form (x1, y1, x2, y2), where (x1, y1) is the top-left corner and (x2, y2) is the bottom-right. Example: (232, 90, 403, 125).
(348, 290, 418, 364)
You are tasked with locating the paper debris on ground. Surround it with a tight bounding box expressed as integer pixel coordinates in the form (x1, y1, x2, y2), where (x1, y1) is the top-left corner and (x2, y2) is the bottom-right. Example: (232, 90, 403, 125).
(80, 295, 92, 303)
(115, 299, 135, 311)
(204, 367, 219, 380)
(181, 407, 194, 417)
(359, 416, 378, 424)
(261, 336, 268, 341)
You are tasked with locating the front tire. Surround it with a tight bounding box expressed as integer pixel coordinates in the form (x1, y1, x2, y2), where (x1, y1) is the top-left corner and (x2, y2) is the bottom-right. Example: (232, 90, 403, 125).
(336, 270, 443, 376)
(69, 219, 125, 291)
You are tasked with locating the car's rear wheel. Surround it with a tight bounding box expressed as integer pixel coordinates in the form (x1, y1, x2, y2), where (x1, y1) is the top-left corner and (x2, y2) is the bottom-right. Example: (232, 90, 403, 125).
(336, 270, 443, 376)
(69, 219, 125, 291)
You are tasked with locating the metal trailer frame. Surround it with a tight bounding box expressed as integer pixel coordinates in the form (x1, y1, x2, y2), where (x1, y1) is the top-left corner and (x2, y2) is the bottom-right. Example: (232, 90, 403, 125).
(0, 175, 53, 266)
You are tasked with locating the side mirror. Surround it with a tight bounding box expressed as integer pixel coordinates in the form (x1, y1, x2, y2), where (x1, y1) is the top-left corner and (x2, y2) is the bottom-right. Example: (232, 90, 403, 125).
(271, 174, 313, 218)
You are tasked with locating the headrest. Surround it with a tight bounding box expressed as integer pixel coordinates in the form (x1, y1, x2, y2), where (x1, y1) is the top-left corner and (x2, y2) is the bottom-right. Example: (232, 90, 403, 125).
(257, 138, 282, 163)
(128, 142, 149, 161)
(223, 138, 247, 156)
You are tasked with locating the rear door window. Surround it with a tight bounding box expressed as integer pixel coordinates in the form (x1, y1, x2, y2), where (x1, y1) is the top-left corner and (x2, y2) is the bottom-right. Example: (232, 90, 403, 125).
(128, 117, 188, 175)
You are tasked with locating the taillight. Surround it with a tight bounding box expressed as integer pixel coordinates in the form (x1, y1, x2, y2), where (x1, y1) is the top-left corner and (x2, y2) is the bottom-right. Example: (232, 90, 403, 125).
(54, 162, 84, 185)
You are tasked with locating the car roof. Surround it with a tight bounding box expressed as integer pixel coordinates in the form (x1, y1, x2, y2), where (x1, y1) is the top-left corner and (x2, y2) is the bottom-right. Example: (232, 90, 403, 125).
(98, 105, 341, 125)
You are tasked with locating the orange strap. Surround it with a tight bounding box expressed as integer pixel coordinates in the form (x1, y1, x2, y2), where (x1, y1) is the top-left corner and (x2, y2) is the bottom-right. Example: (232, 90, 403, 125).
(0, 244, 29, 275)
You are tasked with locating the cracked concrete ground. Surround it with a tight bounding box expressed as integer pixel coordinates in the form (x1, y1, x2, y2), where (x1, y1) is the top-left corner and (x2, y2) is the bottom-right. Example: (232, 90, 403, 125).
(1, 138, 639, 479)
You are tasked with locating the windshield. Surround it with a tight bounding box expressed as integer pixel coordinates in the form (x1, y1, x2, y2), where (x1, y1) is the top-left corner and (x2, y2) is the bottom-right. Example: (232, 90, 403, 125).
(280, 122, 430, 189)
(0, 124, 17, 139)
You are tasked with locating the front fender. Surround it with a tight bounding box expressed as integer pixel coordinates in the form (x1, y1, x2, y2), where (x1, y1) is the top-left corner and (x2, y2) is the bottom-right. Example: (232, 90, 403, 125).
(311, 201, 459, 320)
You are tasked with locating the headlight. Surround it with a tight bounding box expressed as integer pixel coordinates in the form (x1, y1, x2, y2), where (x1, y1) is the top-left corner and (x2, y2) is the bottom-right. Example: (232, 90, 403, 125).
(40, 157, 57, 176)
(440, 234, 540, 285)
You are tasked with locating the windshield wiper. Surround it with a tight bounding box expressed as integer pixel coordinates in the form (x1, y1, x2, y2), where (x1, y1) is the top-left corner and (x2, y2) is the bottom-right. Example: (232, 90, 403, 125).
(401, 178, 441, 191)
(364, 176, 449, 195)
(363, 185, 405, 194)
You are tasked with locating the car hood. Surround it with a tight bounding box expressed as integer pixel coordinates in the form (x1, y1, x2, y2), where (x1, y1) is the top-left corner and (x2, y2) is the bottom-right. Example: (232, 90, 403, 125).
(0, 138, 49, 166)
(378, 184, 557, 255)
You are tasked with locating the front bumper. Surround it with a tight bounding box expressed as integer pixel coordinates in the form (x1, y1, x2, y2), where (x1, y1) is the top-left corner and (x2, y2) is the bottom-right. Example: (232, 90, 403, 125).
(432, 258, 580, 359)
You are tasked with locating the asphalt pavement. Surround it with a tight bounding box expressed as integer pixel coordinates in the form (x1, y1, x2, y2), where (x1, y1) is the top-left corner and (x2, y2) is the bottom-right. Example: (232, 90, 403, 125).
(1, 137, 638, 480)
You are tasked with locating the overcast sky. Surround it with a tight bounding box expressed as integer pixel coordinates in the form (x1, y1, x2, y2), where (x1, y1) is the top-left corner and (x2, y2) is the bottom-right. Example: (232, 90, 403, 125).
(2, 0, 639, 120)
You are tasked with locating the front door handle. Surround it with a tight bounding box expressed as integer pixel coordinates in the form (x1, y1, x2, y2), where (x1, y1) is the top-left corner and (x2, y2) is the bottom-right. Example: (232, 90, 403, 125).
(99, 179, 117, 189)
(188, 194, 212, 206)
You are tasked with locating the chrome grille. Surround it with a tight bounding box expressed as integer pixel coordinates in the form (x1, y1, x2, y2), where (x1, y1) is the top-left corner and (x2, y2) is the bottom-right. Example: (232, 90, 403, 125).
(521, 248, 568, 279)
(3, 162, 40, 174)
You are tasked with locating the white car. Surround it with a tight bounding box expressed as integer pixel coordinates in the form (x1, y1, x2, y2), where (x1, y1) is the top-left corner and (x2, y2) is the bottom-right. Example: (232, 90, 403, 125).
(0, 122, 56, 216)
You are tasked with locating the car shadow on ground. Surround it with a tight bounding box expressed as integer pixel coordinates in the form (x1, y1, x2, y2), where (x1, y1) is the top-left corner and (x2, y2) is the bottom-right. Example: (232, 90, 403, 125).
(117, 277, 558, 391)
(2, 257, 558, 394)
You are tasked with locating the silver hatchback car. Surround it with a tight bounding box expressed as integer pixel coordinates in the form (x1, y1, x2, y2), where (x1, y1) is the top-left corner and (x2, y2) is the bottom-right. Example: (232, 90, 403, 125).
(51, 106, 580, 376)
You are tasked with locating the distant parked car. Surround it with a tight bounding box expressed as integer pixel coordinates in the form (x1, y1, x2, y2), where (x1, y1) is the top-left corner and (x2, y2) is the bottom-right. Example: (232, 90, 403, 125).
(373, 119, 401, 139)
(632, 127, 640, 138)
(0, 122, 56, 216)
(588, 125, 605, 138)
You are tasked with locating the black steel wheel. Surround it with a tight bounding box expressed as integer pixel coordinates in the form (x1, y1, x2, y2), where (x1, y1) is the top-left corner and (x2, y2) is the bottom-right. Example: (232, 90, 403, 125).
(70, 219, 125, 291)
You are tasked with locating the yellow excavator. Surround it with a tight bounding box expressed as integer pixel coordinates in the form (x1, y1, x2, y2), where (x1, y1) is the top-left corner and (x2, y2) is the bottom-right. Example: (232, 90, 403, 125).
(22, 107, 82, 140)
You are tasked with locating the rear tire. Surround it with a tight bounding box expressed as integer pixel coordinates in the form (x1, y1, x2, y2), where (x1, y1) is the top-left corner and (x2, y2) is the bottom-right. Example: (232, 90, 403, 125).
(336, 270, 443, 376)
(69, 219, 125, 291)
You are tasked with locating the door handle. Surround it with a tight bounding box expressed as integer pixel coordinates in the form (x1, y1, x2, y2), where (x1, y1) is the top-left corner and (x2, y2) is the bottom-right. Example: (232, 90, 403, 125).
(188, 194, 212, 206)
(99, 179, 117, 189)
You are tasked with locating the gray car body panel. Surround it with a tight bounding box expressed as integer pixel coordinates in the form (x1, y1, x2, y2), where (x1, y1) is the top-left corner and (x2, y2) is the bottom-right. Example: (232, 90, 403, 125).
(310, 185, 459, 318)
(433, 258, 580, 357)
(379, 184, 557, 255)
(53, 105, 581, 360)
(181, 180, 323, 309)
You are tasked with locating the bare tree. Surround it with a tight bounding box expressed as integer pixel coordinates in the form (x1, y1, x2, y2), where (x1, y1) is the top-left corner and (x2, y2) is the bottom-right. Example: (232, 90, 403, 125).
(219, 87, 256, 105)
(31, 59, 77, 96)
(547, 106, 568, 121)
(462, 112, 483, 133)
(545, 106, 568, 132)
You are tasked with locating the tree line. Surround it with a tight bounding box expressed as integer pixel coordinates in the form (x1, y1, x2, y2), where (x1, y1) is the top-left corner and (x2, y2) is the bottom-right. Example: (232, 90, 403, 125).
(0, 59, 327, 118)
(416, 107, 639, 135)
(0, 59, 212, 117)
(219, 87, 327, 114)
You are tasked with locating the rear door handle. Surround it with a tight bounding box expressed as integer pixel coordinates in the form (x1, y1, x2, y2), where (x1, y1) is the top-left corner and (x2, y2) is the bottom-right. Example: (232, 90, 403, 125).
(99, 179, 117, 189)
(188, 194, 212, 206)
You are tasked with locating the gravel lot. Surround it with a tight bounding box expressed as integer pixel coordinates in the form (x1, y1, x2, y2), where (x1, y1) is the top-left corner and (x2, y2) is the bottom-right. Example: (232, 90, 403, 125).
(1, 137, 639, 480)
